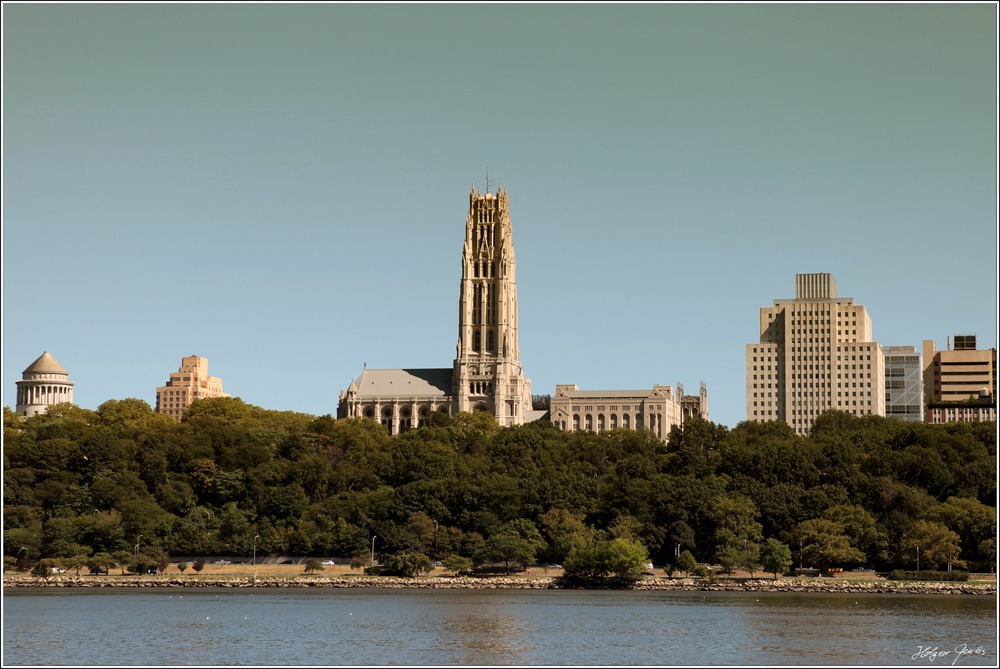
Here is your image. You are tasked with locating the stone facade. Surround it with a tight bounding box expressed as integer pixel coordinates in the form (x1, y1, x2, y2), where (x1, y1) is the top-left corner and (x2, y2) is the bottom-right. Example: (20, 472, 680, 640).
(155, 355, 229, 421)
(15, 351, 75, 417)
(746, 273, 885, 436)
(548, 382, 708, 442)
(338, 185, 533, 433)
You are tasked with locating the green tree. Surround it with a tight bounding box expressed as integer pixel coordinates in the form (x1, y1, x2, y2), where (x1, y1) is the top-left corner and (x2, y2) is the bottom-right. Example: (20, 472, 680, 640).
(350, 553, 369, 572)
(480, 520, 545, 575)
(759, 539, 793, 579)
(823, 504, 887, 565)
(677, 549, 697, 577)
(442, 554, 473, 575)
(386, 552, 432, 577)
(304, 558, 325, 575)
(65, 554, 90, 576)
(539, 508, 594, 563)
(923, 496, 996, 563)
(177, 561, 189, 574)
(900, 520, 963, 571)
(798, 519, 864, 571)
(563, 538, 649, 584)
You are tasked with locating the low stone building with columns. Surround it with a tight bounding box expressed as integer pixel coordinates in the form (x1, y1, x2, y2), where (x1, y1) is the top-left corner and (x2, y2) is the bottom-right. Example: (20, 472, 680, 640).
(15, 351, 75, 417)
(548, 382, 708, 442)
(338, 184, 535, 433)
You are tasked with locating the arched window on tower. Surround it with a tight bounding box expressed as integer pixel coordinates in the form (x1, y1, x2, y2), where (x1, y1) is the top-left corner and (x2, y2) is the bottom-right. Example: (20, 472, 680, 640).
(487, 330, 495, 353)
(473, 331, 481, 352)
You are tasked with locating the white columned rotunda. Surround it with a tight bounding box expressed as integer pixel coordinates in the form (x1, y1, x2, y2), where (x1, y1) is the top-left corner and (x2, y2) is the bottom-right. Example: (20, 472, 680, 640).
(15, 351, 75, 417)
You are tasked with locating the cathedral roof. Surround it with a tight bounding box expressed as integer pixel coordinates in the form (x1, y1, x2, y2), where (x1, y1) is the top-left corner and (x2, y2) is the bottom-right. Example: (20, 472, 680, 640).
(23, 351, 69, 375)
(352, 368, 453, 399)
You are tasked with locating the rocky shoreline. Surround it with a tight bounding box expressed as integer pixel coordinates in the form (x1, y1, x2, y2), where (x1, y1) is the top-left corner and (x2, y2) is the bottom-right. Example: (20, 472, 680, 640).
(4, 574, 995, 595)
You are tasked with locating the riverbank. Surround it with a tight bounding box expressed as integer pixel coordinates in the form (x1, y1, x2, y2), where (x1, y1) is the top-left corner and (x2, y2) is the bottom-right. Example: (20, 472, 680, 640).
(4, 573, 995, 595)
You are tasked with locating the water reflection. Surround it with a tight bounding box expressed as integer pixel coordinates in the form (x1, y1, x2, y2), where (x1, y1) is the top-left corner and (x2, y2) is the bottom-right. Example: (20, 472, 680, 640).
(3, 588, 995, 666)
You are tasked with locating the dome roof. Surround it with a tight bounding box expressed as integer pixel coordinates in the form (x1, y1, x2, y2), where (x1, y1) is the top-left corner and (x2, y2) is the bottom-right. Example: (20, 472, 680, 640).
(23, 351, 68, 375)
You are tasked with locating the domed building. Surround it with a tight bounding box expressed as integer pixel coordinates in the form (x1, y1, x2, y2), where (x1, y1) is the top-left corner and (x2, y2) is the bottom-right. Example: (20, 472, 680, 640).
(15, 351, 75, 417)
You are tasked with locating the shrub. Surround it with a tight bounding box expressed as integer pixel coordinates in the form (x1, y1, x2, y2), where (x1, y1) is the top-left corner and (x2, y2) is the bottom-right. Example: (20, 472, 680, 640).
(889, 570, 969, 582)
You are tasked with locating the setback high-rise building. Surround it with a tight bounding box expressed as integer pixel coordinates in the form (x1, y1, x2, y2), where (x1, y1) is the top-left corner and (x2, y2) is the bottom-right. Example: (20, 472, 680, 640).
(746, 273, 885, 436)
(155, 355, 229, 421)
(883, 345, 923, 422)
(14, 351, 75, 417)
(338, 184, 534, 433)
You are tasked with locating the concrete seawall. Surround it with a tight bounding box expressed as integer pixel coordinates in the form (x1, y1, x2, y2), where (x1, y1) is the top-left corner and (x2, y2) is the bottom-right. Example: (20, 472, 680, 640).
(4, 575, 995, 595)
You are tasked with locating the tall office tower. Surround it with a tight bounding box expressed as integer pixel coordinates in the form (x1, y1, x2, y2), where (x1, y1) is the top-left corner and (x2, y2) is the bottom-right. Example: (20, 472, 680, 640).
(883, 345, 923, 422)
(155, 355, 229, 421)
(14, 351, 75, 417)
(746, 273, 885, 436)
(339, 184, 533, 433)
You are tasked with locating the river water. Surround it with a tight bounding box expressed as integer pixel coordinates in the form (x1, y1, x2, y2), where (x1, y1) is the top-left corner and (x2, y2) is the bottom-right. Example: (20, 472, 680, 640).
(2, 587, 996, 666)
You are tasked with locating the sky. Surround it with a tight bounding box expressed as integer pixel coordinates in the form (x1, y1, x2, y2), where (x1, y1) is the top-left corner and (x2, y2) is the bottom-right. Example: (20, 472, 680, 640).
(2, 3, 997, 429)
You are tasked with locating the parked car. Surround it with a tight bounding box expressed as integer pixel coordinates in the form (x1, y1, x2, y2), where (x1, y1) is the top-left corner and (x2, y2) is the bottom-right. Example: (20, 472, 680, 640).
(213, 560, 231, 565)
(321, 560, 336, 566)
(547, 564, 562, 569)
(432, 561, 443, 567)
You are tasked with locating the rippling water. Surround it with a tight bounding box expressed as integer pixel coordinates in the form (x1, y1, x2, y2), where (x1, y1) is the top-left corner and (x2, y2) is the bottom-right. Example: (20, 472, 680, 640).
(2, 587, 996, 666)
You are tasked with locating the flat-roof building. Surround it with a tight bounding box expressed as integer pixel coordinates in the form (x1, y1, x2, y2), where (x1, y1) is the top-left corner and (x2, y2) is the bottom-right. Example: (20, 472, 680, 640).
(549, 382, 707, 442)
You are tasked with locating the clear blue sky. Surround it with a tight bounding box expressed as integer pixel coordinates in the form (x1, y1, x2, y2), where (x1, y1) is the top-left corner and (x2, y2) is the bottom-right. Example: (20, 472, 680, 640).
(3, 4, 997, 429)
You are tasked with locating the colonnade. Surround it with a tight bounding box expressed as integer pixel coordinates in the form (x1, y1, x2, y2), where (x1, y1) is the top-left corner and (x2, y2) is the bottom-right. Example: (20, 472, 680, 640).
(15, 382, 73, 410)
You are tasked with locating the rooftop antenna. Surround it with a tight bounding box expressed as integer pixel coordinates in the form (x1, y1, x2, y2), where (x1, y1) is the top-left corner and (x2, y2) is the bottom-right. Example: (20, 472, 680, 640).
(485, 167, 491, 194)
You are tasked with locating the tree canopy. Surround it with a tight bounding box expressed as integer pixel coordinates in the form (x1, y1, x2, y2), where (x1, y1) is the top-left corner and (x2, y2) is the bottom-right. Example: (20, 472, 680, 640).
(3, 402, 994, 574)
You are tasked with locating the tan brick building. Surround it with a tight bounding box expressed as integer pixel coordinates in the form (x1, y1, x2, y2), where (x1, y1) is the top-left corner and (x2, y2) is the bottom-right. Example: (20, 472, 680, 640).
(155, 355, 229, 421)
(746, 273, 885, 436)
(922, 335, 996, 405)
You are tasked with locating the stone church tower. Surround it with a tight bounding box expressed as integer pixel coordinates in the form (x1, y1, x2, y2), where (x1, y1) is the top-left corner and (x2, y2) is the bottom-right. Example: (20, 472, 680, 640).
(453, 185, 532, 426)
(338, 183, 534, 433)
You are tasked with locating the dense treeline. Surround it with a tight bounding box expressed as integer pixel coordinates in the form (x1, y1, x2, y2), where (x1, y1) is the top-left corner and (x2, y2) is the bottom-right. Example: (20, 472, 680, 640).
(3, 398, 996, 574)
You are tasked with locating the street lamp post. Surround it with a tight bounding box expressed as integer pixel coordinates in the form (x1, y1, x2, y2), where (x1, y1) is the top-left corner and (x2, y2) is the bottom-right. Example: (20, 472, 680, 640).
(916, 547, 920, 573)
(253, 535, 260, 567)
(371, 536, 377, 567)
(135, 535, 144, 557)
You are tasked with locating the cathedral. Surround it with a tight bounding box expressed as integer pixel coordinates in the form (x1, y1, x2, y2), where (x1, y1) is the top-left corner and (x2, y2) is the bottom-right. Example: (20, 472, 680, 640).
(337, 185, 535, 434)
